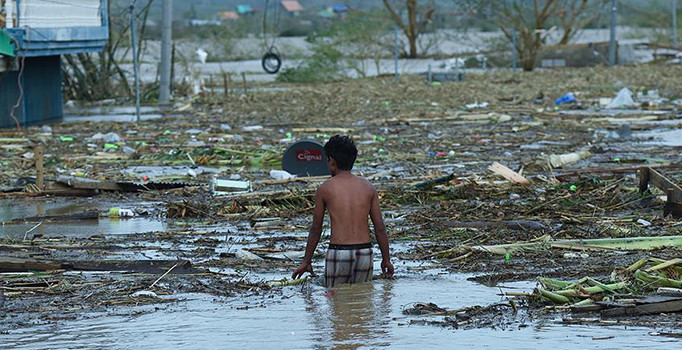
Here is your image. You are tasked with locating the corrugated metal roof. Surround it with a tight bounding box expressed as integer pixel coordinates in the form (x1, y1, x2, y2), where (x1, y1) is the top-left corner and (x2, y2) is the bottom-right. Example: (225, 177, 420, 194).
(280, 0, 303, 12)
(236, 4, 253, 14)
(220, 11, 239, 20)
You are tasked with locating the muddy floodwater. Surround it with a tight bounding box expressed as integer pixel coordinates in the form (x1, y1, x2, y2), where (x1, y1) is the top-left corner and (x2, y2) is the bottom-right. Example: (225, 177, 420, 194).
(1, 200, 677, 348)
(2, 272, 677, 349)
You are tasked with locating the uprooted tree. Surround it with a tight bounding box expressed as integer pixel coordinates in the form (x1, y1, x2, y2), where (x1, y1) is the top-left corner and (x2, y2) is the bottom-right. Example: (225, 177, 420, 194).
(487, 0, 607, 71)
(382, 0, 435, 58)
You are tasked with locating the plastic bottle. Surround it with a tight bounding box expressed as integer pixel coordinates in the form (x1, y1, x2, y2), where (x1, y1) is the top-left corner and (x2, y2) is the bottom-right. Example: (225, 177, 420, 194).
(109, 208, 135, 217)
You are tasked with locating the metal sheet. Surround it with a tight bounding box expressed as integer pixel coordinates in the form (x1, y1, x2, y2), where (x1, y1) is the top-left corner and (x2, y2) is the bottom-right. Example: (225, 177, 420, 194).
(18, 0, 102, 29)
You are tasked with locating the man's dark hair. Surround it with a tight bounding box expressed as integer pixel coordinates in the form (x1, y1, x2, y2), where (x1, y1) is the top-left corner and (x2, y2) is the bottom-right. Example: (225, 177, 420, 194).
(324, 135, 357, 171)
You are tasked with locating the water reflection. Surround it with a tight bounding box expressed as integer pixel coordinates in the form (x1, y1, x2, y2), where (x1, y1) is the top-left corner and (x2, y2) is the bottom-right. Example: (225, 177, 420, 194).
(305, 281, 394, 349)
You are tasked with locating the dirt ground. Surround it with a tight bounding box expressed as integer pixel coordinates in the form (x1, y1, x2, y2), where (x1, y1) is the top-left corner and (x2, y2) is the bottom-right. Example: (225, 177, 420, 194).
(1, 64, 682, 333)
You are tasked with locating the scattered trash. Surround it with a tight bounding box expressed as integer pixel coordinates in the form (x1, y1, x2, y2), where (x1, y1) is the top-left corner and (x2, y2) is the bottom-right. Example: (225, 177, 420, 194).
(554, 93, 576, 105)
(488, 162, 530, 185)
(465, 102, 489, 109)
(91, 132, 123, 143)
(270, 170, 296, 180)
(547, 150, 591, 168)
(563, 252, 589, 259)
(109, 208, 136, 217)
(637, 219, 652, 227)
(606, 87, 635, 109)
(242, 125, 264, 132)
(235, 249, 264, 262)
(132, 290, 158, 298)
(212, 178, 251, 195)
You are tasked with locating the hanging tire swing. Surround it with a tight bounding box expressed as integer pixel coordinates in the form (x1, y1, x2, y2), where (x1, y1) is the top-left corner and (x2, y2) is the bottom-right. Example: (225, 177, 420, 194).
(262, 49, 281, 74)
(261, 0, 282, 75)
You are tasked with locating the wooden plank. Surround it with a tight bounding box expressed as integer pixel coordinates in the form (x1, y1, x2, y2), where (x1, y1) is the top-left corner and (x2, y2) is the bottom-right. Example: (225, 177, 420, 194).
(488, 162, 530, 185)
(638, 167, 650, 193)
(35, 145, 44, 190)
(602, 299, 682, 317)
(647, 168, 682, 203)
(0, 257, 66, 272)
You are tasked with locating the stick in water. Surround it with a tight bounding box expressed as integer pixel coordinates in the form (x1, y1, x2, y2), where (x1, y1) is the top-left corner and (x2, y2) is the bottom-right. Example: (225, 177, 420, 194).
(149, 263, 179, 289)
(23, 221, 42, 241)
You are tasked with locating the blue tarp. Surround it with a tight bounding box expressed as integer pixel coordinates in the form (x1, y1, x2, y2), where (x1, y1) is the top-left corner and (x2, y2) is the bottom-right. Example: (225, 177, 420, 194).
(237, 4, 253, 14)
(332, 4, 348, 13)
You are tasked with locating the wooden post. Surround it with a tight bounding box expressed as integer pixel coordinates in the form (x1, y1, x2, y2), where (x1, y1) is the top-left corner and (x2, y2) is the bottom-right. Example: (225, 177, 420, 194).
(241, 72, 247, 94)
(638, 167, 650, 193)
(35, 145, 44, 191)
(223, 72, 228, 97)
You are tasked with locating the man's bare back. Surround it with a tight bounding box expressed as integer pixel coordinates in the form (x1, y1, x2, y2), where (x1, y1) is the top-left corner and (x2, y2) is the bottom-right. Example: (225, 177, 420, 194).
(319, 173, 377, 245)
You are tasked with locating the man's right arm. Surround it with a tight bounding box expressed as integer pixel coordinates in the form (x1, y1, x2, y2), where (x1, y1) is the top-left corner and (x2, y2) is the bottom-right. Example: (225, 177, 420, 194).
(369, 187, 394, 278)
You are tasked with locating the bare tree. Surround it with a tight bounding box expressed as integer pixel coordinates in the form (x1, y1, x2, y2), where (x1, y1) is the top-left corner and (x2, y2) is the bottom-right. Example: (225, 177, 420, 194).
(492, 0, 605, 71)
(62, 0, 155, 100)
(382, 0, 435, 58)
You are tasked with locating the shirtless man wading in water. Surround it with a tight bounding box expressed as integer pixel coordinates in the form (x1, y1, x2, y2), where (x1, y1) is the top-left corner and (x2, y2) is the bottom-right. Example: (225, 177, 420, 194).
(291, 135, 394, 287)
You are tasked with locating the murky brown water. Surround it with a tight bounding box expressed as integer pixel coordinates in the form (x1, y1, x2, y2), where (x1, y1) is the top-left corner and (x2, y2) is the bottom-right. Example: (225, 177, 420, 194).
(2, 271, 679, 349)
(1, 200, 680, 348)
(0, 198, 166, 238)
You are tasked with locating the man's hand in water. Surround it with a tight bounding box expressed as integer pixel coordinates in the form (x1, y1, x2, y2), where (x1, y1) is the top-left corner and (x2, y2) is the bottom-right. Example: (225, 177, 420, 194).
(292, 261, 314, 280)
(381, 259, 394, 278)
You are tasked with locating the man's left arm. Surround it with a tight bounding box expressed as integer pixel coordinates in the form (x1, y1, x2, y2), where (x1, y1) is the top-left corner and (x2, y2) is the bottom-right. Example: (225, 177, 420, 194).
(370, 187, 394, 278)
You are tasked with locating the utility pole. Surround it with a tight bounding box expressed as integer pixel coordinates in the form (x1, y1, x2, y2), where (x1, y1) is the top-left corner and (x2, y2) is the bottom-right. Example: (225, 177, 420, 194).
(394, 23, 399, 83)
(609, 0, 617, 66)
(510, 0, 518, 70)
(673, 0, 678, 49)
(159, 0, 173, 105)
(130, 5, 141, 122)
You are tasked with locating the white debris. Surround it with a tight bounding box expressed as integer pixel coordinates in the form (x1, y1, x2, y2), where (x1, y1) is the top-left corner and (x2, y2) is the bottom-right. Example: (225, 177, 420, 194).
(563, 252, 590, 259)
(132, 290, 158, 298)
(242, 125, 264, 132)
(196, 48, 208, 64)
(270, 170, 296, 180)
(636, 218, 652, 227)
(236, 249, 264, 262)
(606, 88, 635, 109)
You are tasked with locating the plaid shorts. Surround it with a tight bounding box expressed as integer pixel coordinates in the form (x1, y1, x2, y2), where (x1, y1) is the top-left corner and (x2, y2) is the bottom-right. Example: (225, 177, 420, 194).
(325, 243, 373, 288)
